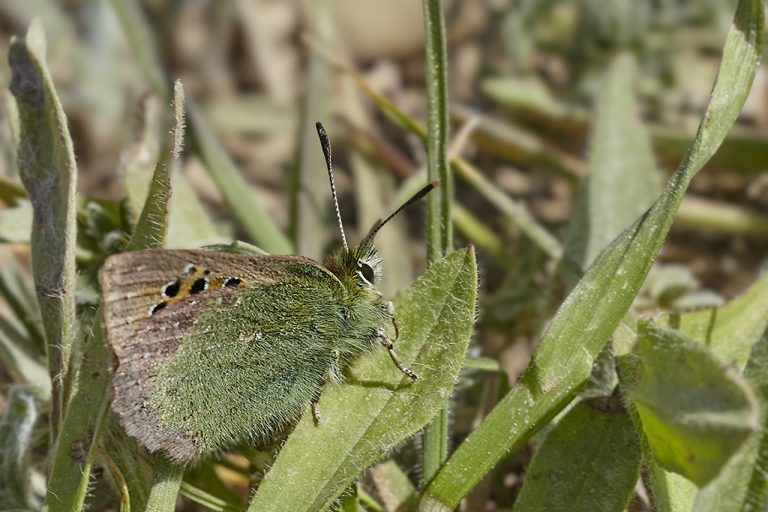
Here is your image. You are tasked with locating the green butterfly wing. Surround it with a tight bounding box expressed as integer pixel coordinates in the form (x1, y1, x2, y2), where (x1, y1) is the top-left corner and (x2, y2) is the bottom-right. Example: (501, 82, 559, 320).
(101, 249, 349, 462)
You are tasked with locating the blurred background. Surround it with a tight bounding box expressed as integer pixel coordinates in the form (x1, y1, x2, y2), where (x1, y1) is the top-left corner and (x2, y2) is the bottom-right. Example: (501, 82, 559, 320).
(1, 0, 767, 509)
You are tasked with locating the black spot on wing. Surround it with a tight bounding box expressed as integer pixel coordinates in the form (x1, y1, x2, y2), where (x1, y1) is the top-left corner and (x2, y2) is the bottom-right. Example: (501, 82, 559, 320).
(150, 302, 167, 315)
(162, 279, 181, 298)
(190, 278, 207, 294)
(223, 277, 242, 287)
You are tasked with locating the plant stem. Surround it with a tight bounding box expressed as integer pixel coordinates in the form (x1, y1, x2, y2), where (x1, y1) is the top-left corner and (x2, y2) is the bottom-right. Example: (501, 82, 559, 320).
(421, 0, 452, 488)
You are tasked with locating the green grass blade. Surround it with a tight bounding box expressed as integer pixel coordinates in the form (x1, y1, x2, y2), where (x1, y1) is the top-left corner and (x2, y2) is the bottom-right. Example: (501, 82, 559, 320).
(452, 158, 562, 260)
(512, 400, 641, 512)
(8, 18, 78, 435)
(420, 1, 763, 508)
(626, 321, 759, 486)
(179, 482, 241, 512)
(101, 414, 154, 512)
(421, 0, 452, 487)
(247, 248, 477, 512)
(187, 103, 293, 255)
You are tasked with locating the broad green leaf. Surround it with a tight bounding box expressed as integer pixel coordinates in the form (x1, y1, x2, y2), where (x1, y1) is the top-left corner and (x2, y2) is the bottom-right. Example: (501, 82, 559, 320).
(0, 386, 39, 511)
(0, 202, 32, 243)
(513, 400, 641, 512)
(247, 247, 477, 512)
(692, 334, 768, 511)
(655, 269, 768, 370)
(187, 104, 293, 255)
(9, 17, 78, 434)
(421, 1, 763, 508)
(627, 322, 759, 486)
(563, 53, 659, 284)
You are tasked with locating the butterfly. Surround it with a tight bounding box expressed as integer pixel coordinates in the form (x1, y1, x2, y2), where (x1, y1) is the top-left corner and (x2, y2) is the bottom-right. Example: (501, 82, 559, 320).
(100, 122, 435, 463)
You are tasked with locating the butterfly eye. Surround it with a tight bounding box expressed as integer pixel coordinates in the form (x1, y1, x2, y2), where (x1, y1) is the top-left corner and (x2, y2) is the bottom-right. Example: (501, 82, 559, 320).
(358, 262, 375, 284)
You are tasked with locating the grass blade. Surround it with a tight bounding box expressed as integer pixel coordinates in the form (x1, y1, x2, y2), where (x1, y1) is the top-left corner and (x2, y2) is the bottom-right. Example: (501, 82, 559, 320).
(421, 0, 453, 487)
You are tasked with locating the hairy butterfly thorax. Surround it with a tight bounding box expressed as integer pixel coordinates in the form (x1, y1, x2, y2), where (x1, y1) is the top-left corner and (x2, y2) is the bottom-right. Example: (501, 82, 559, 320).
(100, 122, 435, 463)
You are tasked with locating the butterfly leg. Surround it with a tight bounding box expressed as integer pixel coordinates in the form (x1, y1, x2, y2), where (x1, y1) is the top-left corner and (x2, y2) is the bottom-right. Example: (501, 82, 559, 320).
(328, 350, 343, 383)
(381, 300, 399, 340)
(373, 327, 418, 381)
(311, 395, 322, 425)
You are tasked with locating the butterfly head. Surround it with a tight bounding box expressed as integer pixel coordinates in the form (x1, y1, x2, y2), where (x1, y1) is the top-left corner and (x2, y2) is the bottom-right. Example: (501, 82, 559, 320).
(324, 241, 382, 290)
(315, 122, 436, 290)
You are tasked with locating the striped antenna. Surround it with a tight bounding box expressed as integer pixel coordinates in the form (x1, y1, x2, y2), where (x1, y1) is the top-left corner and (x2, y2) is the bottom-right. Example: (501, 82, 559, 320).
(315, 122, 348, 251)
(360, 181, 438, 247)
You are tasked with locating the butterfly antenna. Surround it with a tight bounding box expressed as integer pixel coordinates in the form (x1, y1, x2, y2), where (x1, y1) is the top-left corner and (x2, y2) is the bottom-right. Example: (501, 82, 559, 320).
(316, 122, 348, 251)
(361, 181, 438, 246)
